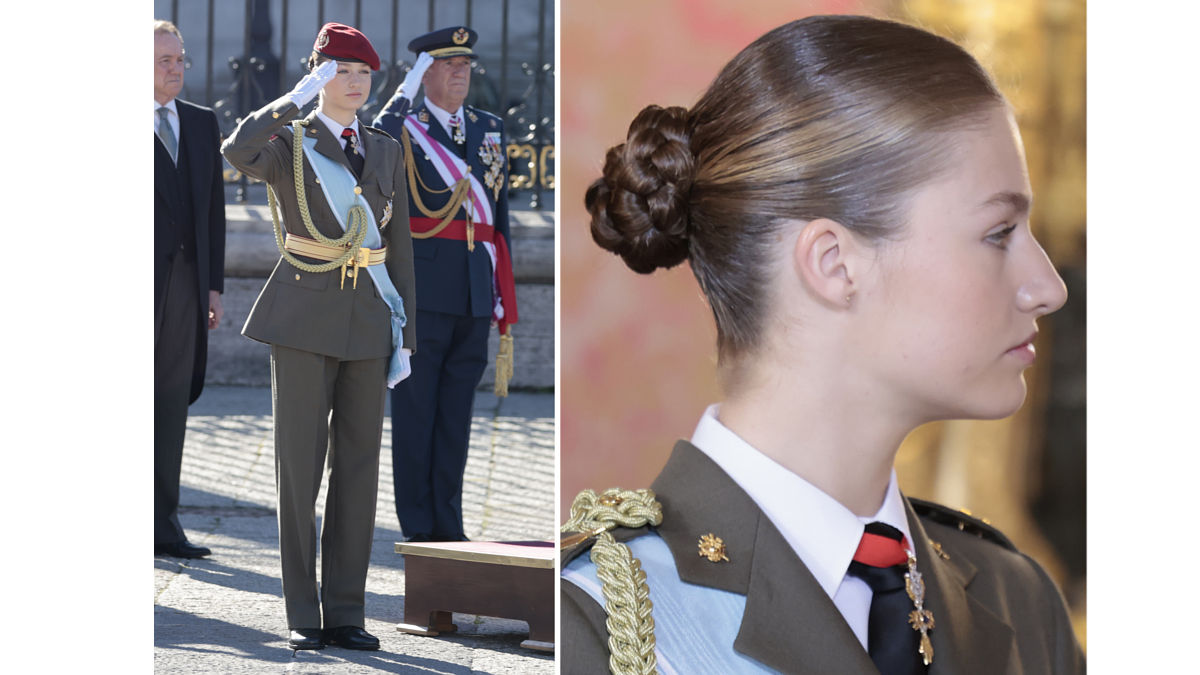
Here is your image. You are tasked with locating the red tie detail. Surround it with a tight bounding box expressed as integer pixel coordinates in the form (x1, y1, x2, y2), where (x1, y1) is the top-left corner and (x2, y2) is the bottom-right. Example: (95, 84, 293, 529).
(853, 529, 910, 568)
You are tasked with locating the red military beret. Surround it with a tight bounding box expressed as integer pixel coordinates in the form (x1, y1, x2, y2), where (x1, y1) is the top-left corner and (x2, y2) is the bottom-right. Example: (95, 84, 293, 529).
(313, 22, 380, 71)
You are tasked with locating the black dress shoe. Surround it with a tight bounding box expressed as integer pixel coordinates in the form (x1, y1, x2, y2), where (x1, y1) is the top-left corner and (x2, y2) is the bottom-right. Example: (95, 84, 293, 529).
(323, 626, 380, 650)
(155, 540, 212, 558)
(288, 628, 324, 650)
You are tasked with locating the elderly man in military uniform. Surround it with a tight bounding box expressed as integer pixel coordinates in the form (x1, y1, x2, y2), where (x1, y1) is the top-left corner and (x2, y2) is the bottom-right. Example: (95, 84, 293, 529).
(374, 26, 518, 543)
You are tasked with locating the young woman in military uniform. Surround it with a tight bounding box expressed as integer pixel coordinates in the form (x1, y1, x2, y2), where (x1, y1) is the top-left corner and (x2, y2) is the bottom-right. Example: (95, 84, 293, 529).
(221, 23, 415, 652)
(561, 15, 1084, 675)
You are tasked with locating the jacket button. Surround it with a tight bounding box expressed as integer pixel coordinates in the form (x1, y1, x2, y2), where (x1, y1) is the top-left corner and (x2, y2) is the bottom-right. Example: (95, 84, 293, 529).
(294, 274, 301, 281)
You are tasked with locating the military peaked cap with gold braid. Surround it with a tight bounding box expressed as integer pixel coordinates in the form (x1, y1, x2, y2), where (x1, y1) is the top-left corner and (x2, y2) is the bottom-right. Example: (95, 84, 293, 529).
(408, 26, 479, 60)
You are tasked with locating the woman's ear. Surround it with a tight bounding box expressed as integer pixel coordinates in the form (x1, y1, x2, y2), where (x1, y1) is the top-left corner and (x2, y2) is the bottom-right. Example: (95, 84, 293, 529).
(792, 218, 858, 308)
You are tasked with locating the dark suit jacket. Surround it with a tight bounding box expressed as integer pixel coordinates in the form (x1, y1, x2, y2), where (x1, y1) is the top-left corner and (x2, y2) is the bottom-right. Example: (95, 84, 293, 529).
(372, 101, 511, 320)
(562, 441, 1085, 674)
(154, 98, 226, 403)
(221, 97, 417, 358)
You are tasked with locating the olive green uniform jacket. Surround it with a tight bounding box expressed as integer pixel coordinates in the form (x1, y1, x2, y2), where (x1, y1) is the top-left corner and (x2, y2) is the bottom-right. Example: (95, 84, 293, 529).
(561, 441, 1085, 674)
(221, 96, 417, 358)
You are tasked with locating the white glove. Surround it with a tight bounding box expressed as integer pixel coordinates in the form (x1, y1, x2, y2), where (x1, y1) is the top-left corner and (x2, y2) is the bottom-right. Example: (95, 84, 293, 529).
(390, 52, 435, 104)
(286, 59, 338, 108)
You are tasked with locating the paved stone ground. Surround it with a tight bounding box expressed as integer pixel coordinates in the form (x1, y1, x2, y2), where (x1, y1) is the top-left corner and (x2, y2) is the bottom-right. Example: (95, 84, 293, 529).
(153, 385, 556, 674)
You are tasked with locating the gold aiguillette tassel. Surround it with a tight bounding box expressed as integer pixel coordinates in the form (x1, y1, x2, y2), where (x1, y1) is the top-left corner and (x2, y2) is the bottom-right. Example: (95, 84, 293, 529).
(493, 329, 514, 397)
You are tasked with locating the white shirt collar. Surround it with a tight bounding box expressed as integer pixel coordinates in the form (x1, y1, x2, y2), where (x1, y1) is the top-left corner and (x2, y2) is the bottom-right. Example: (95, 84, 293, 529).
(689, 404, 913, 601)
(315, 110, 363, 154)
(154, 99, 178, 132)
(423, 99, 464, 138)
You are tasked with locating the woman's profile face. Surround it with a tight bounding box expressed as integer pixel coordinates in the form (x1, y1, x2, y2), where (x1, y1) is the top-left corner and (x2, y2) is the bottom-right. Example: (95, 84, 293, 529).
(321, 60, 373, 115)
(853, 106, 1068, 423)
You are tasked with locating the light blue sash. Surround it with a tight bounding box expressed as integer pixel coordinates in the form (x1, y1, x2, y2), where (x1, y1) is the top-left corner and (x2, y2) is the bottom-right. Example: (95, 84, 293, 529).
(562, 534, 782, 674)
(300, 135, 410, 386)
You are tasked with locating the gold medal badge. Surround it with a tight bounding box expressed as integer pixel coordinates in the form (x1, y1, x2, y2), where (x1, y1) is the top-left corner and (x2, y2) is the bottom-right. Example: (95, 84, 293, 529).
(904, 554, 936, 666)
(380, 199, 393, 229)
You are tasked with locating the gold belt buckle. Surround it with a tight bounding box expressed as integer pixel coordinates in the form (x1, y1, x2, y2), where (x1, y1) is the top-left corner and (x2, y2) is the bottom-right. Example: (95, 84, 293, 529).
(341, 247, 372, 290)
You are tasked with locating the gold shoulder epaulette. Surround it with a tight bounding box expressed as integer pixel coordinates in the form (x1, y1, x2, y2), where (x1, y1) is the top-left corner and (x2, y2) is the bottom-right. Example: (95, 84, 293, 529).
(909, 497, 1017, 551)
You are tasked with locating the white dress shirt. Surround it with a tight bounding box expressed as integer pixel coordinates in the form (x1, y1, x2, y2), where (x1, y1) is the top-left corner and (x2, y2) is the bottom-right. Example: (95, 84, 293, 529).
(423, 99, 465, 139)
(689, 404, 913, 649)
(315, 111, 365, 158)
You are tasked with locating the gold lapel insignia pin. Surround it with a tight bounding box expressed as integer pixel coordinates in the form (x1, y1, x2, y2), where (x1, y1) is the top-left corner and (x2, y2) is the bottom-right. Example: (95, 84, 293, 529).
(697, 533, 729, 563)
(930, 540, 950, 560)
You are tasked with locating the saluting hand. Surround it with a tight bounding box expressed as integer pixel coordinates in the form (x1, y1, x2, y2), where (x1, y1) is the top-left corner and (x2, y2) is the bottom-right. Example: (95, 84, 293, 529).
(287, 59, 339, 107)
(391, 52, 435, 104)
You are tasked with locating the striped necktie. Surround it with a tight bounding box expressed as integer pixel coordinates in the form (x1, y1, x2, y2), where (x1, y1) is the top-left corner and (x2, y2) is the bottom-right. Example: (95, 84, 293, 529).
(847, 522, 928, 674)
(341, 127, 364, 180)
(156, 106, 178, 163)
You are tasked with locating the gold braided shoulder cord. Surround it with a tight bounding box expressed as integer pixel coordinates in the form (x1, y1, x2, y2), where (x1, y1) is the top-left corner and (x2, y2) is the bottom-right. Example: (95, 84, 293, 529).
(399, 125, 474, 240)
(265, 120, 369, 273)
(562, 488, 664, 675)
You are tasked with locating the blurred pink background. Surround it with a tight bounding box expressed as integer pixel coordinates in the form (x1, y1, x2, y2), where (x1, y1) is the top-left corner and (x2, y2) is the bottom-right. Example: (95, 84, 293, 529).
(560, 0, 889, 513)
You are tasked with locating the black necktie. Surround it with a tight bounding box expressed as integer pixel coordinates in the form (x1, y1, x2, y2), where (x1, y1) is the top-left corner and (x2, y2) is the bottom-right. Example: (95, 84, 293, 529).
(341, 127, 364, 179)
(847, 522, 927, 675)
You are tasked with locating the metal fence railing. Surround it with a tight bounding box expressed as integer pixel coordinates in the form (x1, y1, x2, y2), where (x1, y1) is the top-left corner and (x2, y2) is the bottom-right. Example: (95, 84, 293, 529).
(157, 0, 555, 208)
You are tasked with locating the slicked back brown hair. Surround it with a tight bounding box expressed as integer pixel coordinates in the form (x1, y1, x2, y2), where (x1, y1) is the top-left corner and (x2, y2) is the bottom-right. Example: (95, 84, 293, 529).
(585, 15, 1005, 369)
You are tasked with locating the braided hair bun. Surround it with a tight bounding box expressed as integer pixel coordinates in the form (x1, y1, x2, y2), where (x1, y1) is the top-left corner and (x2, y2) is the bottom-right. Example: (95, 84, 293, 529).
(585, 105, 694, 274)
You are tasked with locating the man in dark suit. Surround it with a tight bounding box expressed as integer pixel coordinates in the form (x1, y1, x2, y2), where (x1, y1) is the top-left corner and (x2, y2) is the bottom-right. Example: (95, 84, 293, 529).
(374, 27, 518, 542)
(154, 19, 226, 560)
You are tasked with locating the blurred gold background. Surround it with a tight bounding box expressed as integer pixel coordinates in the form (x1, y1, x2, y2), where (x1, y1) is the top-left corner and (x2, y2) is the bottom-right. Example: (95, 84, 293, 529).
(559, 0, 1086, 646)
